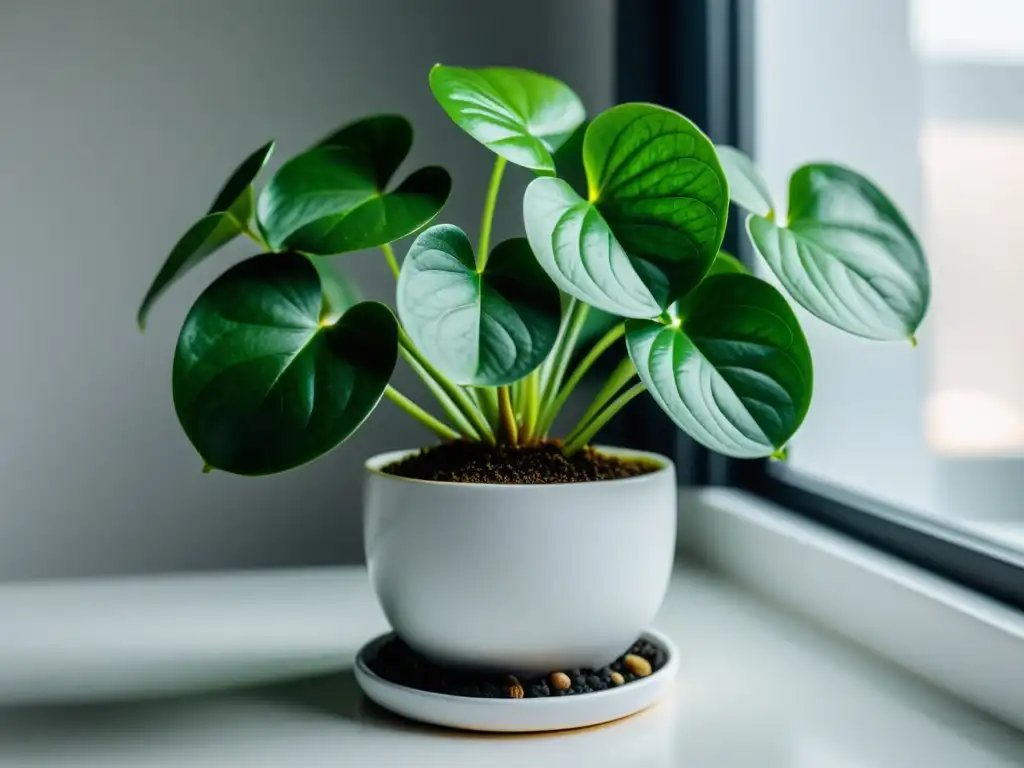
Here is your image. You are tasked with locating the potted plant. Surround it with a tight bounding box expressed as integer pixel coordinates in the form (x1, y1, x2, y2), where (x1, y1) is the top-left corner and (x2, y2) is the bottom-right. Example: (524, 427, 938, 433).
(137, 65, 929, 679)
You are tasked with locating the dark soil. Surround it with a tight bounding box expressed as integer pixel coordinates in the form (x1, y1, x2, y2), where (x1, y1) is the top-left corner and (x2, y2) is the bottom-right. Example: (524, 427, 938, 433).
(366, 637, 668, 698)
(381, 442, 660, 484)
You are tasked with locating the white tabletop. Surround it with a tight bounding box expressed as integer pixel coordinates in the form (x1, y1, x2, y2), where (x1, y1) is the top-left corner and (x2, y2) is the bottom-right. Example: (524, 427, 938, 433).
(1, 565, 1022, 767)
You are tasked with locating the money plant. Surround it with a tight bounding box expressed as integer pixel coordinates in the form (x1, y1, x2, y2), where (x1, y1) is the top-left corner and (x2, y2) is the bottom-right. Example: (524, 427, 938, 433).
(137, 65, 929, 476)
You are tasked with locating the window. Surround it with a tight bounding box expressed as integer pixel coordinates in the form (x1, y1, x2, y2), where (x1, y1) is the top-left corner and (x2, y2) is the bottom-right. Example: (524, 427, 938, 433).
(618, 0, 1024, 609)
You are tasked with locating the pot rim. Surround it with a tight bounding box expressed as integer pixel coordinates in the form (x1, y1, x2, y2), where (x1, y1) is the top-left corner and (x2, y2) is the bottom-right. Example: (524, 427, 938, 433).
(364, 444, 674, 489)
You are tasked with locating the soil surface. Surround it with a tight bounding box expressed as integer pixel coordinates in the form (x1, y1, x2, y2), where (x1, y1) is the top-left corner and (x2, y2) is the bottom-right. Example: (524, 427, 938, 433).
(366, 636, 668, 698)
(381, 442, 659, 484)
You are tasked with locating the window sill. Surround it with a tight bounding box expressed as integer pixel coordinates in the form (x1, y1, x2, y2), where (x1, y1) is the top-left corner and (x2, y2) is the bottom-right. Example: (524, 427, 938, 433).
(680, 487, 1024, 731)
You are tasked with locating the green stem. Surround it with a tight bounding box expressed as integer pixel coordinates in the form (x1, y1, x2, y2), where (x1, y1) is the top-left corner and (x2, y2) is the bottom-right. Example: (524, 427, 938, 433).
(399, 329, 494, 443)
(399, 348, 480, 440)
(476, 386, 500, 430)
(384, 386, 461, 441)
(564, 357, 637, 445)
(497, 385, 519, 444)
(538, 299, 589, 431)
(476, 156, 507, 271)
(240, 222, 271, 251)
(381, 243, 401, 279)
(539, 322, 624, 435)
(563, 383, 646, 455)
(520, 370, 541, 444)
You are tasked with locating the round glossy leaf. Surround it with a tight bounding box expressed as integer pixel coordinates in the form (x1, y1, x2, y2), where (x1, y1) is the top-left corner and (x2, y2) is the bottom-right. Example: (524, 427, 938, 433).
(627, 273, 812, 458)
(257, 115, 451, 255)
(397, 225, 560, 386)
(524, 178, 662, 318)
(716, 145, 774, 216)
(429, 65, 585, 173)
(137, 141, 274, 329)
(173, 253, 398, 475)
(524, 104, 729, 318)
(747, 163, 929, 341)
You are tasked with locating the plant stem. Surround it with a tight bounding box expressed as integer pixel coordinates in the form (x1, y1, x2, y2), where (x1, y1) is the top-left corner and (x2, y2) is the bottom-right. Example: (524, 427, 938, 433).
(538, 298, 589, 433)
(519, 370, 541, 444)
(497, 385, 519, 444)
(384, 386, 461, 441)
(539, 322, 625, 435)
(381, 243, 401, 279)
(475, 386, 500, 430)
(240, 222, 271, 251)
(399, 329, 494, 443)
(563, 383, 646, 455)
(563, 357, 637, 445)
(399, 348, 480, 440)
(476, 156, 507, 271)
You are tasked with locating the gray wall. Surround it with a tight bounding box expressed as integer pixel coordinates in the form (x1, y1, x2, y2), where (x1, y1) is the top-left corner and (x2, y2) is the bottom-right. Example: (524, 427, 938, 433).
(0, 0, 614, 580)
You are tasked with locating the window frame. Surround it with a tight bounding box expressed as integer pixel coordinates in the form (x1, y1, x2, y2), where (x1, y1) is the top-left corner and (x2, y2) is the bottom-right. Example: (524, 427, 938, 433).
(614, 0, 1024, 614)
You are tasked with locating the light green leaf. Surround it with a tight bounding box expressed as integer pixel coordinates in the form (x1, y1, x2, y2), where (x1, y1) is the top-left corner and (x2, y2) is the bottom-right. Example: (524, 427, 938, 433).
(747, 163, 929, 341)
(397, 225, 561, 386)
(524, 177, 661, 317)
(716, 145, 773, 216)
(173, 252, 398, 475)
(524, 104, 729, 318)
(429, 65, 585, 173)
(257, 115, 451, 255)
(627, 273, 812, 458)
(137, 141, 274, 329)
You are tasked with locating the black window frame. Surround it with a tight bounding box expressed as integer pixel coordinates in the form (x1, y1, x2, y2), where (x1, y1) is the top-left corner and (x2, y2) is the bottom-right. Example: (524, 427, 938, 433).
(614, 0, 1024, 613)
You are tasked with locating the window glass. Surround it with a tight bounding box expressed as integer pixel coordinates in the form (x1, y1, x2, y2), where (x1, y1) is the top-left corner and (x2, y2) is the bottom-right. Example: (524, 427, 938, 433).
(752, 0, 1024, 543)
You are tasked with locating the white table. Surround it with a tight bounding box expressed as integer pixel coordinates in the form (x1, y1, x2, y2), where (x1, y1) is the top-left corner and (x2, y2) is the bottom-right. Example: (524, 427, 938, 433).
(1, 565, 1022, 767)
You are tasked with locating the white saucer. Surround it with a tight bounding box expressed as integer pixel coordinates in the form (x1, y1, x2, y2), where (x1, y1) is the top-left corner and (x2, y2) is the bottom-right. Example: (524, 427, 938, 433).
(353, 629, 679, 733)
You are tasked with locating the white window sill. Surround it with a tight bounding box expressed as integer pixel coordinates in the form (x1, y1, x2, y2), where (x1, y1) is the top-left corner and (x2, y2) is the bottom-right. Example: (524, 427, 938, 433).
(1, 528, 1023, 765)
(681, 487, 1024, 733)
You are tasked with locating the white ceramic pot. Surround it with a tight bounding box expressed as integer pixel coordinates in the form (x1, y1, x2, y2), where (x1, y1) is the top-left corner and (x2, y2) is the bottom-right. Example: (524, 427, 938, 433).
(363, 447, 676, 675)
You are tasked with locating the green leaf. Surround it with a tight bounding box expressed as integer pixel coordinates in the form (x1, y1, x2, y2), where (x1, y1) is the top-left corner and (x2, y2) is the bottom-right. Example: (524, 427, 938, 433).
(524, 104, 729, 318)
(397, 225, 561, 386)
(551, 120, 589, 197)
(747, 163, 929, 341)
(173, 252, 398, 475)
(257, 115, 451, 255)
(429, 65, 585, 173)
(707, 249, 749, 276)
(208, 140, 276, 215)
(137, 141, 275, 329)
(716, 145, 774, 216)
(627, 273, 812, 458)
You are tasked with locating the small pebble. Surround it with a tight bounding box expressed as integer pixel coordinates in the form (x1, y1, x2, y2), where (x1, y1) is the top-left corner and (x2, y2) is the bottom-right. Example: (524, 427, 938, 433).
(550, 671, 571, 691)
(368, 637, 665, 699)
(624, 654, 652, 677)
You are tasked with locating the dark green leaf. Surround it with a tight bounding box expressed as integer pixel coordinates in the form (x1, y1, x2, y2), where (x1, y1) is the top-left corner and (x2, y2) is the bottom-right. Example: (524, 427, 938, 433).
(551, 120, 588, 197)
(397, 225, 561, 386)
(716, 145, 774, 216)
(747, 163, 929, 341)
(137, 141, 274, 329)
(627, 273, 812, 458)
(208, 140, 275, 214)
(524, 104, 729, 318)
(173, 252, 397, 475)
(257, 115, 450, 255)
(429, 65, 585, 173)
